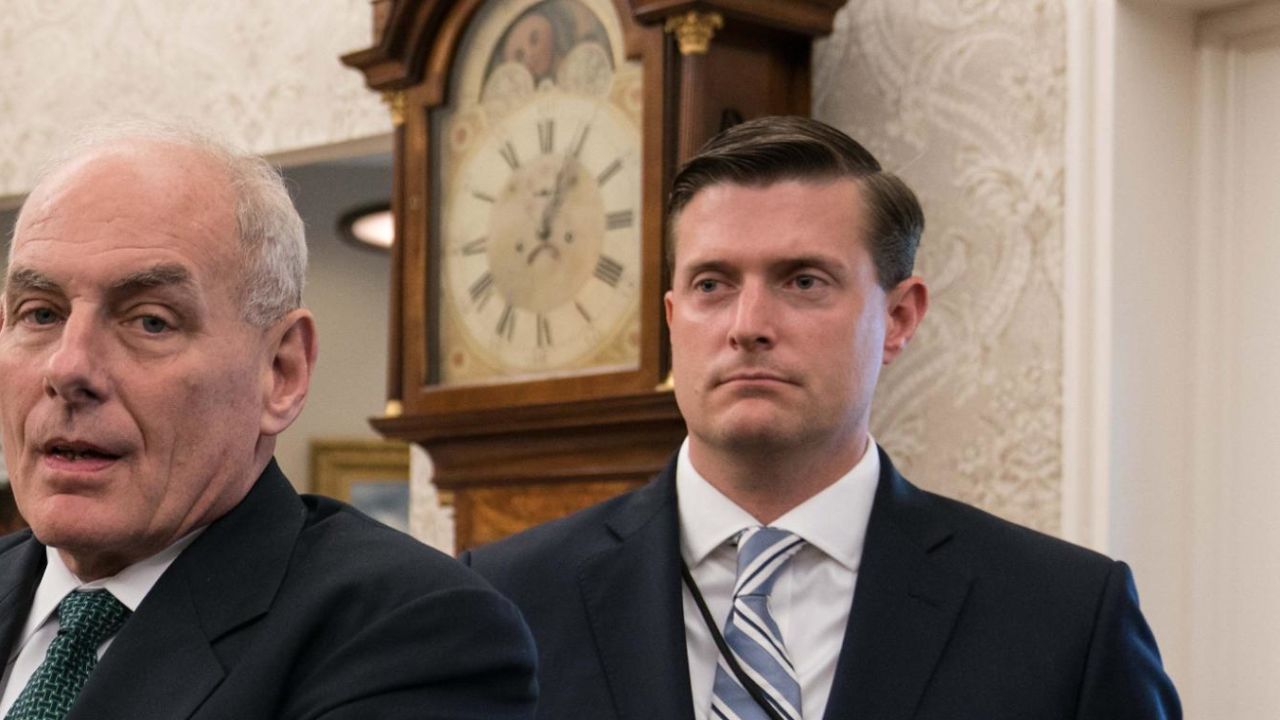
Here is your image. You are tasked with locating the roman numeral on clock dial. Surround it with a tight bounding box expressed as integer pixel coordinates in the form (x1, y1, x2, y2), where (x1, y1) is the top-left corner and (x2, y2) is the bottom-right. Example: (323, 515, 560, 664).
(499, 140, 520, 170)
(538, 119, 555, 154)
(605, 210, 633, 231)
(496, 303, 516, 341)
(537, 314, 553, 348)
(597, 158, 622, 186)
(594, 255, 624, 288)
(469, 272, 494, 309)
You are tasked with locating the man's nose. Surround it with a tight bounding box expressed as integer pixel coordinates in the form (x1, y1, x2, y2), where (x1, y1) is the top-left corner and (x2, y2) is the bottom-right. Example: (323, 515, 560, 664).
(728, 280, 777, 351)
(44, 314, 108, 406)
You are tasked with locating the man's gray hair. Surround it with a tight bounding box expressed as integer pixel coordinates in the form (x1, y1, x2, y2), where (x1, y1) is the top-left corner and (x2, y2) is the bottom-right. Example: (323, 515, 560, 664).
(9, 120, 307, 327)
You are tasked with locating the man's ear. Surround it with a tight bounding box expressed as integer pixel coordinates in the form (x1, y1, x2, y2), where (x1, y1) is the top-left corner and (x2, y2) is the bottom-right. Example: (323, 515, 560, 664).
(260, 308, 318, 437)
(882, 276, 928, 365)
(664, 289, 674, 326)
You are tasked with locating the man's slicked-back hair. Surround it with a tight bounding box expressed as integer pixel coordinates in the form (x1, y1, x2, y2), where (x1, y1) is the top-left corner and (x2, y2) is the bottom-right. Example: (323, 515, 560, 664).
(9, 120, 306, 328)
(666, 116, 923, 289)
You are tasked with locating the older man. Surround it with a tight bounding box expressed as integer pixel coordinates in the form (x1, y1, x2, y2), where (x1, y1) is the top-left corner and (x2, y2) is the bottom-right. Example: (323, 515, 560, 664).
(463, 117, 1180, 719)
(0, 126, 536, 720)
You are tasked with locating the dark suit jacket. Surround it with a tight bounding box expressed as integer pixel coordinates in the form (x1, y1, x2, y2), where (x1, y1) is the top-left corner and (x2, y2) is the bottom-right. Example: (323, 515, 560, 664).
(0, 460, 537, 720)
(463, 448, 1180, 720)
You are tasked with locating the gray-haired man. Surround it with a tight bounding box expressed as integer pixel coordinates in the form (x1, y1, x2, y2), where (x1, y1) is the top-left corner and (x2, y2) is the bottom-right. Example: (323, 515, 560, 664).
(0, 125, 536, 720)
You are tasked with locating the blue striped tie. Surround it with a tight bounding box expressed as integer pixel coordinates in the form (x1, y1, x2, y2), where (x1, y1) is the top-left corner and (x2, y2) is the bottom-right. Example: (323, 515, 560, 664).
(711, 526, 805, 720)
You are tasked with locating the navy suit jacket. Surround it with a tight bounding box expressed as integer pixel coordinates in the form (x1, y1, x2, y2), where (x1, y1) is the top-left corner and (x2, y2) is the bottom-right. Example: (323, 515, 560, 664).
(0, 460, 537, 720)
(463, 448, 1180, 720)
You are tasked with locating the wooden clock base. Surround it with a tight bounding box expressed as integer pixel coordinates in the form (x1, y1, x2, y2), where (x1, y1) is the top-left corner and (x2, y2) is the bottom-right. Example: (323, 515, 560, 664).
(372, 390, 685, 551)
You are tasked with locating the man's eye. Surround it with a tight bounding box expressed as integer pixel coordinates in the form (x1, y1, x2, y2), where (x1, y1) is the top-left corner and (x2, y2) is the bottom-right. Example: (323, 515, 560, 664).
(138, 316, 171, 334)
(30, 307, 59, 325)
(694, 278, 719, 293)
(793, 275, 819, 290)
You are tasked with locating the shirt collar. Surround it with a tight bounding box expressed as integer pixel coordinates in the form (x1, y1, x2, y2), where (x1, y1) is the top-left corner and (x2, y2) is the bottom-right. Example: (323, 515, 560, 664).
(676, 439, 759, 568)
(19, 528, 205, 644)
(676, 436, 881, 572)
(771, 440, 879, 571)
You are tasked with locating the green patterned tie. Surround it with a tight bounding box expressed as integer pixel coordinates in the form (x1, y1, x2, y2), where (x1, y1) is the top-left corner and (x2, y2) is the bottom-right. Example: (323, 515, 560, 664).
(4, 590, 131, 720)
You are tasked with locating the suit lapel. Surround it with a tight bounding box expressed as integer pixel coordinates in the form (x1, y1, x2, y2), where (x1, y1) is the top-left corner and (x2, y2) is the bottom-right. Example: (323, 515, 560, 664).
(67, 571, 225, 720)
(824, 449, 972, 720)
(69, 460, 306, 720)
(578, 461, 695, 720)
(0, 533, 46, 662)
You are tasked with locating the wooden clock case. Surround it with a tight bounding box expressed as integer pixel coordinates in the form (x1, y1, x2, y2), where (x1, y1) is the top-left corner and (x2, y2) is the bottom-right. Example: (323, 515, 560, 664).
(343, 0, 847, 551)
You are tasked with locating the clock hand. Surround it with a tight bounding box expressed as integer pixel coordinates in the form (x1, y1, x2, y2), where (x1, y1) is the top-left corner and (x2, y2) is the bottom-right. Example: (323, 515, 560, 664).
(537, 159, 574, 244)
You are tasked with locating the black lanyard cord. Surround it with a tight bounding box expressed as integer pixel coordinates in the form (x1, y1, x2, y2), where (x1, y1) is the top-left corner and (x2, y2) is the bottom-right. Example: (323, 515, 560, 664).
(680, 561, 789, 720)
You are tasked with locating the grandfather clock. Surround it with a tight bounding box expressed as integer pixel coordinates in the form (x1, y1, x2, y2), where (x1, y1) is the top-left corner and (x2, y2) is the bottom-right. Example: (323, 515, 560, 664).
(343, 0, 848, 552)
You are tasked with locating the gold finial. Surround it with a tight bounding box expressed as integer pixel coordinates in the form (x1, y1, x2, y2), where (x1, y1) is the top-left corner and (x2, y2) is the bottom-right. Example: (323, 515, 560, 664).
(655, 370, 675, 392)
(382, 91, 406, 127)
(384, 399, 404, 418)
(664, 11, 724, 55)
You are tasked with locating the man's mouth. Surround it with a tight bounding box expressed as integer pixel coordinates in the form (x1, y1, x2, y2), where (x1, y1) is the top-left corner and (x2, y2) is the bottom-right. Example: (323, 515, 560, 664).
(714, 375, 800, 396)
(43, 442, 123, 462)
(719, 371, 793, 385)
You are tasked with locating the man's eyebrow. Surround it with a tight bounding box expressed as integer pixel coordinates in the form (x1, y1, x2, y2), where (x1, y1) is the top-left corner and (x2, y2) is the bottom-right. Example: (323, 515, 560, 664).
(774, 254, 848, 277)
(678, 254, 848, 279)
(679, 259, 735, 278)
(3, 267, 62, 296)
(107, 264, 195, 298)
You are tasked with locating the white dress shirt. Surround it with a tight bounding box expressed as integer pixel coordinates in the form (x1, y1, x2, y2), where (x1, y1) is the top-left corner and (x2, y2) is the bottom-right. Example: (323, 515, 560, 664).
(678, 437, 880, 720)
(0, 531, 202, 715)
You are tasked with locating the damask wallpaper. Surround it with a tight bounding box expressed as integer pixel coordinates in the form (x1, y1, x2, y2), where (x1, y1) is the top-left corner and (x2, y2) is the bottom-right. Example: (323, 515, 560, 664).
(0, 0, 389, 200)
(815, 0, 1066, 533)
(0, 0, 1069, 536)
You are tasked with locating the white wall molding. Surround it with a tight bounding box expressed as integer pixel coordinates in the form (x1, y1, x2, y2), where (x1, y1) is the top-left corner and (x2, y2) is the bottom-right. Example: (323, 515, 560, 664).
(408, 445, 456, 555)
(1062, 0, 1115, 552)
(1188, 2, 1280, 713)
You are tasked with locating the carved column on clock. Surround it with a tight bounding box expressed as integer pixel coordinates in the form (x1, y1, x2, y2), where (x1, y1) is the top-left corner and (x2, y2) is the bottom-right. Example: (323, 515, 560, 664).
(343, 0, 849, 553)
(640, 1, 848, 160)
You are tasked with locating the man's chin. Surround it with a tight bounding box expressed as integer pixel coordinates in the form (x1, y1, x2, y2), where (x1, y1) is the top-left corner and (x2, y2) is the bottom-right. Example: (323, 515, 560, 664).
(705, 418, 806, 453)
(25, 502, 129, 553)
(29, 521, 114, 552)
(35, 523, 146, 580)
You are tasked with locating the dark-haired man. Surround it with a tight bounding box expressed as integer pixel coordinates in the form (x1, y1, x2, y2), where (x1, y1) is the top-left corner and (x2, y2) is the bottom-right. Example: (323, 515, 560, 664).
(464, 116, 1179, 719)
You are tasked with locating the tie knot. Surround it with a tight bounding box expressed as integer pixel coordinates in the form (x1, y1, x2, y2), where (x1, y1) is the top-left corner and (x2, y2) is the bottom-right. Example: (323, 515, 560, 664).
(57, 590, 130, 647)
(733, 526, 804, 599)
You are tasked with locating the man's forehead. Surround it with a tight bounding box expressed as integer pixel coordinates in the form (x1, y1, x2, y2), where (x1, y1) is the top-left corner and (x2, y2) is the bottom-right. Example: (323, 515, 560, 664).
(672, 180, 866, 267)
(22, 140, 233, 228)
(5, 150, 239, 306)
(11, 144, 236, 257)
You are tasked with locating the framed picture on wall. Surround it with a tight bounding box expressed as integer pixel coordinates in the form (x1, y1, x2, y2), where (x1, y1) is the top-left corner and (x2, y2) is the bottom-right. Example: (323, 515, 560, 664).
(310, 438, 412, 533)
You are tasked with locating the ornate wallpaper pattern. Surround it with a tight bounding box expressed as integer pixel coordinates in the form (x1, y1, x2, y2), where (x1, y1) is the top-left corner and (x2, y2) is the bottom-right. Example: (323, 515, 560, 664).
(0, 0, 389, 199)
(0, 1, 1069, 537)
(814, 0, 1066, 533)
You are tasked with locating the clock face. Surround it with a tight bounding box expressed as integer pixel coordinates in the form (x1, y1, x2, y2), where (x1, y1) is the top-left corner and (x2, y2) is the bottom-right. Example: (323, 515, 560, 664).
(445, 95, 640, 372)
(432, 0, 643, 386)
